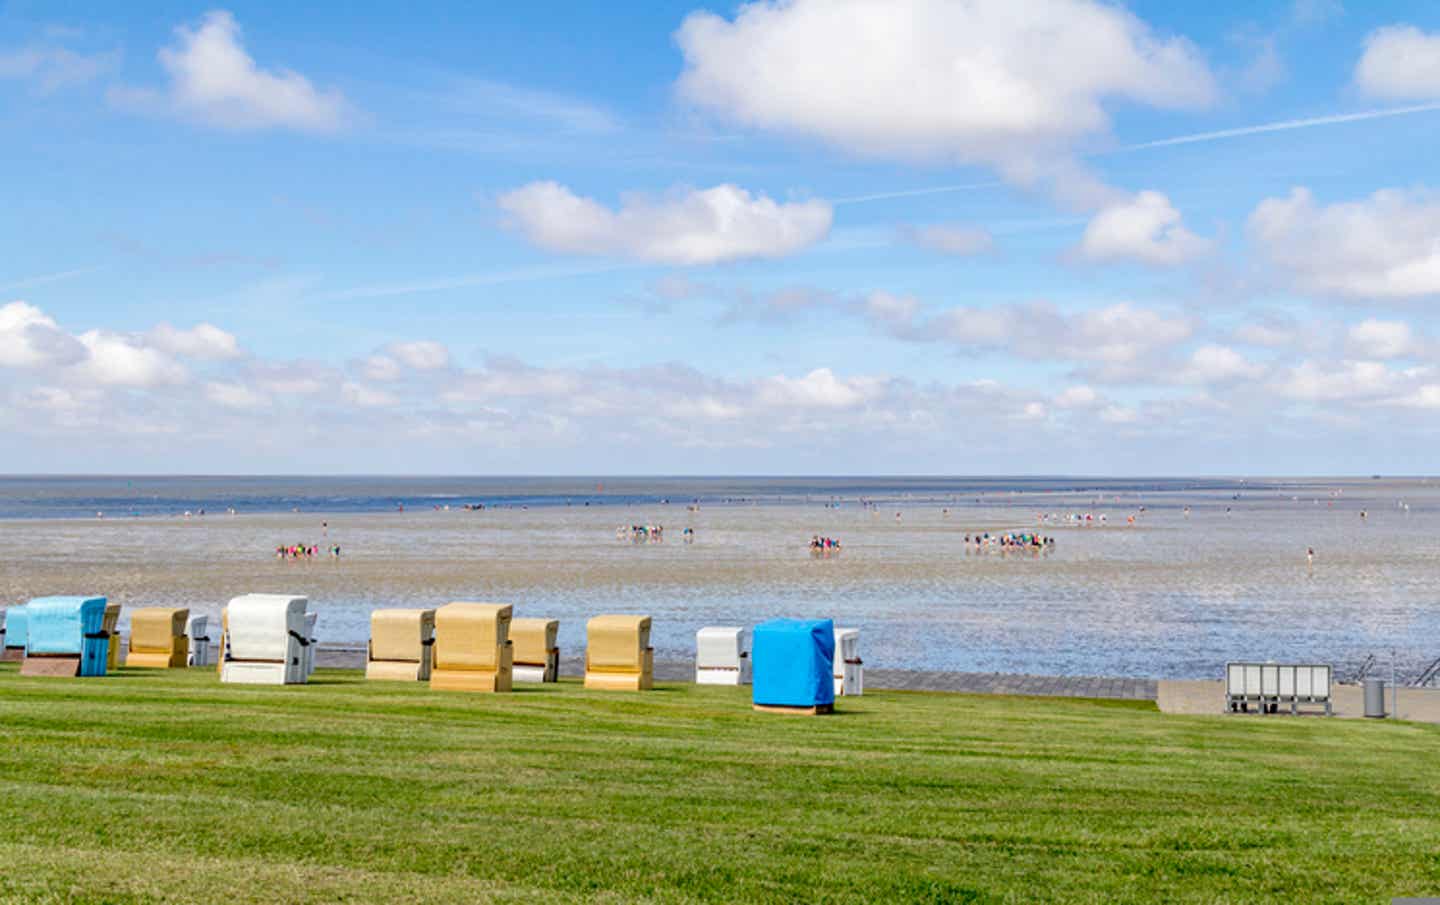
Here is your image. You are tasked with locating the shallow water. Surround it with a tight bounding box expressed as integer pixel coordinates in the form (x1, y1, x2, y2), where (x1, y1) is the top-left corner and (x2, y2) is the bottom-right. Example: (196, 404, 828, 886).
(1, 476, 1437, 680)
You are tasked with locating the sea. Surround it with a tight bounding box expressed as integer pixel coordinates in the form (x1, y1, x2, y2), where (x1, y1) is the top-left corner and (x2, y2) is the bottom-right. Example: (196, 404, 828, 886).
(1, 474, 1437, 681)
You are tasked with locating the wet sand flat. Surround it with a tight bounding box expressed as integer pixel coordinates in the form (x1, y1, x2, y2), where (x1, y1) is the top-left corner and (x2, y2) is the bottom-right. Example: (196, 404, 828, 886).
(3, 479, 1439, 678)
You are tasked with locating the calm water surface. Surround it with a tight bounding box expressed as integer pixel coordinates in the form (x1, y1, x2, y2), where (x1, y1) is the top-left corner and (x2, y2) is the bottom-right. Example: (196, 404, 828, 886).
(1, 476, 1436, 680)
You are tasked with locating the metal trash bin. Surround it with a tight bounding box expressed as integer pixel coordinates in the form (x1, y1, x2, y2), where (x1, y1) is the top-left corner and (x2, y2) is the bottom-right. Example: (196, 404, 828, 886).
(1364, 677, 1387, 718)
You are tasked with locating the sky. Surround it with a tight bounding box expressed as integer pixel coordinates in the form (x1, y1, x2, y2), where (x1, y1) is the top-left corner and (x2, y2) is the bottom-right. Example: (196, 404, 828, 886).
(3, 0, 1440, 475)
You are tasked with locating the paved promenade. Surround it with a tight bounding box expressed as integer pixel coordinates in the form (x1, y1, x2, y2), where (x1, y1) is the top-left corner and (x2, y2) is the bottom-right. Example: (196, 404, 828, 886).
(317, 646, 1158, 701)
(1158, 679, 1440, 722)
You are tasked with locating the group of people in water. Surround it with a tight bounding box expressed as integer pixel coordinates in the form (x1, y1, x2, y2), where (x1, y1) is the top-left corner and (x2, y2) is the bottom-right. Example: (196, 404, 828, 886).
(965, 532, 1055, 551)
(275, 544, 341, 560)
(618, 524, 696, 543)
(809, 536, 842, 554)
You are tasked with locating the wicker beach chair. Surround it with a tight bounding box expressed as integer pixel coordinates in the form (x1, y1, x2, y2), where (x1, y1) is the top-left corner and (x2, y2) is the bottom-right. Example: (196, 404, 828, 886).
(430, 603, 513, 693)
(0, 606, 24, 661)
(366, 608, 436, 681)
(833, 627, 863, 696)
(510, 617, 559, 683)
(103, 602, 122, 672)
(752, 618, 835, 714)
(187, 615, 214, 666)
(19, 596, 111, 678)
(696, 626, 751, 686)
(584, 615, 653, 691)
(126, 607, 191, 668)
(219, 594, 310, 685)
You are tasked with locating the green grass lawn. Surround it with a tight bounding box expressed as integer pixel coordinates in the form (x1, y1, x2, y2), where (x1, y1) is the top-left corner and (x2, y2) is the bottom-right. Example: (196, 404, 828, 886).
(0, 664, 1437, 904)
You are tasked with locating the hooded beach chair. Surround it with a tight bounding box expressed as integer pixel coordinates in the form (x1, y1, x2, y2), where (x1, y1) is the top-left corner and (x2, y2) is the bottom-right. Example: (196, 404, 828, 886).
(752, 618, 835, 714)
(696, 626, 751, 685)
(366, 608, 436, 681)
(301, 611, 319, 678)
(19, 596, 111, 677)
(510, 617, 559, 683)
(430, 603, 513, 692)
(219, 594, 310, 685)
(126, 607, 190, 668)
(103, 602, 122, 672)
(0, 606, 23, 662)
(584, 615, 653, 691)
(833, 627, 863, 696)
(187, 615, 214, 666)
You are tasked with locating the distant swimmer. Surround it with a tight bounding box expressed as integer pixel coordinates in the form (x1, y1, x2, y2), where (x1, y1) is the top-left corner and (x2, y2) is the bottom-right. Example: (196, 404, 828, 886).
(1360, 510, 1367, 520)
(1307, 547, 1314, 567)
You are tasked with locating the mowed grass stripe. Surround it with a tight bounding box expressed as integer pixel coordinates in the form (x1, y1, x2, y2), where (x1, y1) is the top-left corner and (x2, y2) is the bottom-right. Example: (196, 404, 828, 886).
(0, 663, 1437, 903)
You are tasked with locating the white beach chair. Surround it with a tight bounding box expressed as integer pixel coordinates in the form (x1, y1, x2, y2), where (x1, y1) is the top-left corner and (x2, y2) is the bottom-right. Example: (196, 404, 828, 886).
(219, 594, 309, 685)
(695, 626, 751, 685)
(186, 614, 214, 666)
(833, 627, 862, 696)
(1226, 661, 1331, 715)
(302, 611, 319, 678)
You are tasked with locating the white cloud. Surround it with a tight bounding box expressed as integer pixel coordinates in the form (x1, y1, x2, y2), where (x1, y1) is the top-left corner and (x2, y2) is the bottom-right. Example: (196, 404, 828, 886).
(204, 381, 268, 410)
(756, 368, 878, 409)
(1355, 25, 1440, 100)
(885, 301, 1194, 374)
(0, 45, 116, 92)
(387, 340, 450, 371)
(1078, 191, 1210, 265)
(1346, 319, 1419, 359)
(864, 291, 922, 330)
(75, 330, 187, 388)
(1099, 404, 1139, 424)
(1232, 319, 1299, 348)
(497, 181, 832, 265)
(340, 381, 398, 408)
(111, 10, 349, 132)
(1248, 187, 1440, 298)
(1054, 385, 1100, 408)
(0, 301, 88, 368)
(148, 322, 243, 360)
(360, 354, 402, 382)
(1181, 345, 1265, 383)
(247, 361, 332, 396)
(675, 0, 1215, 204)
(901, 224, 994, 256)
(1275, 359, 1400, 401)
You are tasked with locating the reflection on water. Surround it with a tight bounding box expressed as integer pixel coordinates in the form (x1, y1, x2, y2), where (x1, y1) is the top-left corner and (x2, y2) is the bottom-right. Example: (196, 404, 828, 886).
(1, 476, 1437, 679)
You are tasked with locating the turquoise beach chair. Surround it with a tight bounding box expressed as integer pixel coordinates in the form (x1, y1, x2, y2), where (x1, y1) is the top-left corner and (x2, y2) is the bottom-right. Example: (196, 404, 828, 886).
(1, 606, 26, 660)
(20, 596, 110, 677)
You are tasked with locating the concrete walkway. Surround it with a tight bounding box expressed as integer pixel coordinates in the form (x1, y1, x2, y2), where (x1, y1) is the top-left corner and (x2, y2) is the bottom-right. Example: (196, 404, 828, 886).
(1158, 679, 1440, 723)
(317, 646, 1157, 701)
(319, 646, 1440, 720)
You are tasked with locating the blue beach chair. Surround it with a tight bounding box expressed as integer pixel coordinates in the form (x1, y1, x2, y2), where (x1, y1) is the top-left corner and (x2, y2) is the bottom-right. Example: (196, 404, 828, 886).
(20, 596, 110, 677)
(1, 605, 26, 661)
(752, 618, 836, 714)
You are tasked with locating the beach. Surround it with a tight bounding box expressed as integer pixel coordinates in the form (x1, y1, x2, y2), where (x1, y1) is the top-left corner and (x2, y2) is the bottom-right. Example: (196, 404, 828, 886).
(3, 476, 1438, 680)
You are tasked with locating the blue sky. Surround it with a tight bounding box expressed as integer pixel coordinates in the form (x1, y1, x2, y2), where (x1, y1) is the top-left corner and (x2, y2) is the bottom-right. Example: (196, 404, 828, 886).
(3, 0, 1440, 474)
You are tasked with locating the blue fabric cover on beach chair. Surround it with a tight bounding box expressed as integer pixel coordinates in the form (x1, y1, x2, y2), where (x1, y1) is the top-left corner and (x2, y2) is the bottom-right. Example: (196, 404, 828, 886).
(24, 596, 109, 676)
(2, 606, 27, 659)
(752, 618, 835, 710)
